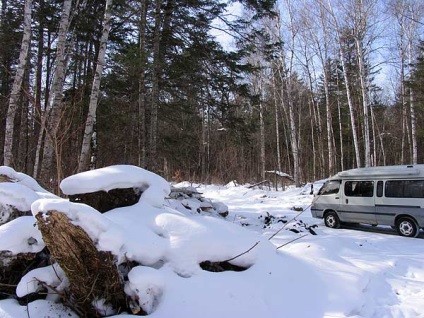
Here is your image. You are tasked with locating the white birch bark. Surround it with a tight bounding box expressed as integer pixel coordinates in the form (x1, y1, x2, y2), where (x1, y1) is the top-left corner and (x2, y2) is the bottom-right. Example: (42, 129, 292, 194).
(353, 0, 374, 167)
(327, 0, 362, 168)
(33, 0, 72, 179)
(408, 37, 417, 164)
(312, 0, 334, 175)
(3, 0, 32, 167)
(336, 73, 344, 171)
(286, 0, 300, 186)
(271, 68, 282, 174)
(78, 0, 113, 172)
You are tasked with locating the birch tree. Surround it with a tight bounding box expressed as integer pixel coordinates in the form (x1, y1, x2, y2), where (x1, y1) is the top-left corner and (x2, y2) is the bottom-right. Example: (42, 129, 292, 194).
(327, 0, 362, 168)
(78, 0, 113, 172)
(350, 0, 378, 167)
(3, 0, 32, 167)
(284, 0, 301, 186)
(33, 0, 73, 179)
(389, 0, 424, 164)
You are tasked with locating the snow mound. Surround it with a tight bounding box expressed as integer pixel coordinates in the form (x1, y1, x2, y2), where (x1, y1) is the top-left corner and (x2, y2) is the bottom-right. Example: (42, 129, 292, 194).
(60, 165, 171, 207)
(0, 183, 39, 212)
(0, 216, 44, 254)
(0, 166, 57, 199)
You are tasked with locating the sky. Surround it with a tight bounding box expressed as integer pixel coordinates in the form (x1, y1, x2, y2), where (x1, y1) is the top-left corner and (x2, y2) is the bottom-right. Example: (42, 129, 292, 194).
(0, 165, 423, 317)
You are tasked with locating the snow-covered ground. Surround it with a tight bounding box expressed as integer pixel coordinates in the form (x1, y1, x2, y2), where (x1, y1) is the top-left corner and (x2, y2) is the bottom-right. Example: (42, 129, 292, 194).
(195, 183, 424, 318)
(0, 166, 423, 318)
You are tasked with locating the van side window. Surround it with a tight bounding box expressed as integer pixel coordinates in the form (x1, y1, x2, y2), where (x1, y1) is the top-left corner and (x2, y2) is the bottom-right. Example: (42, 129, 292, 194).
(385, 180, 424, 198)
(318, 180, 341, 195)
(345, 181, 374, 197)
(377, 181, 383, 197)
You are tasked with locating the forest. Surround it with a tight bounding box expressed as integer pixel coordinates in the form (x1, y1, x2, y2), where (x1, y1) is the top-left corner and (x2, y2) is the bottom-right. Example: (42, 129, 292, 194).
(0, 0, 423, 193)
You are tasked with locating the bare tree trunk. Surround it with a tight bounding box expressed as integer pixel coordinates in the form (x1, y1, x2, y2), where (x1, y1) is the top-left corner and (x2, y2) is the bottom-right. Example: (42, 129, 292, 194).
(3, 0, 32, 167)
(34, 0, 72, 180)
(390, 0, 422, 164)
(33, 0, 44, 174)
(352, 0, 373, 166)
(400, 41, 407, 164)
(408, 40, 417, 164)
(271, 69, 282, 173)
(138, 0, 148, 168)
(336, 73, 344, 171)
(356, 38, 371, 166)
(327, 0, 362, 167)
(149, 0, 162, 171)
(280, 0, 300, 186)
(259, 98, 266, 180)
(313, 0, 334, 175)
(78, 0, 113, 172)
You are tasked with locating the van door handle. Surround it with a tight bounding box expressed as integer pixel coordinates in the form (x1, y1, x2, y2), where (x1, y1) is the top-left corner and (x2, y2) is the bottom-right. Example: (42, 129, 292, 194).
(346, 199, 349, 204)
(335, 197, 339, 199)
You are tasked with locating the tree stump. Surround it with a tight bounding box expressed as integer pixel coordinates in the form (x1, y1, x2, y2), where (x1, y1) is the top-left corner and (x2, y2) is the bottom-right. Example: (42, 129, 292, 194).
(35, 210, 127, 316)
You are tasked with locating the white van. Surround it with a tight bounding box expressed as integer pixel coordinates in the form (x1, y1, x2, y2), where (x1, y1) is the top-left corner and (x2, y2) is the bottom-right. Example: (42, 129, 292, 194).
(311, 165, 424, 237)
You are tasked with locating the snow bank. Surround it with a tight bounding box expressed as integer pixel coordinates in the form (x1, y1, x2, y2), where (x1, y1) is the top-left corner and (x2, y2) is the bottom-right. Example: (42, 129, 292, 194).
(0, 216, 44, 254)
(60, 165, 171, 207)
(0, 166, 56, 199)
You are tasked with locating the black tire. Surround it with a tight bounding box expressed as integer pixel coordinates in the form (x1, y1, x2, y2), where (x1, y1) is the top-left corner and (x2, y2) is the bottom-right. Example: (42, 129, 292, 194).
(396, 217, 419, 238)
(324, 211, 340, 229)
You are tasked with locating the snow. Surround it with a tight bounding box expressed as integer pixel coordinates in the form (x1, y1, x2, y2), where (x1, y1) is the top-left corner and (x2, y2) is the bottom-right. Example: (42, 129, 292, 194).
(60, 165, 171, 207)
(0, 216, 44, 254)
(1, 166, 424, 318)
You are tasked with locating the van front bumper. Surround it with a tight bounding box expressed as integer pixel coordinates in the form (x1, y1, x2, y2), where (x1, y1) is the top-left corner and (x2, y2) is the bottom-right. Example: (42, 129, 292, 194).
(310, 207, 323, 218)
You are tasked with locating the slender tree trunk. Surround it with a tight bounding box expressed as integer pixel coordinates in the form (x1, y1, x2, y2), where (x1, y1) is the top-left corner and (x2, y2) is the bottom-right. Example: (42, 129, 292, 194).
(408, 40, 417, 164)
(284, 0, 300, 186)
(271, 68, 282, 173)
(78, 0, 113, 172)
(340, 48, 361, 168)
(149, 0, 162, 171)
(327, 0, 361, 168)
(138, 0, 148, 168)
(34, 0, 72, 180)
(400, 42, 407, 164)
(336, 73, 344, 171)
(33, 0, 44, 171)
(356, 38, 371, 166)
(3, 0, 32, 167)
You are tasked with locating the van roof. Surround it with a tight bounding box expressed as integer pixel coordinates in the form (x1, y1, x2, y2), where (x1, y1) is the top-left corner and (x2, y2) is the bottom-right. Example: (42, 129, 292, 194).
(330, 165, 424, 179)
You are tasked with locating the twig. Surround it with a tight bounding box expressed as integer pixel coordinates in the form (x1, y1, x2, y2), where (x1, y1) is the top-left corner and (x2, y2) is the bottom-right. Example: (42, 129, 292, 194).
(0, 283, 18, 287)
(276, 234, 308, 250)
(268, 203, 311, 240)
(37, 279, 85, 317)
(223, 241, 260, 262)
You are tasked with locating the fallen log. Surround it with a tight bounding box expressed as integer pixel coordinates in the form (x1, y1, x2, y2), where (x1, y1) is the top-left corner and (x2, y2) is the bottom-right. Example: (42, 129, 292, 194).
(247, 180, 270, 189)
(0, 175, 12, 183)
(35, 210, 127, 316)
(68, 188, 142, 213)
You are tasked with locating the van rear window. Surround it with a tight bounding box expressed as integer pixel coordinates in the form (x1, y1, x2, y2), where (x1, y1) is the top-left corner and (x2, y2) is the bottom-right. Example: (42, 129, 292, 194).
(385, 180, 424, 198)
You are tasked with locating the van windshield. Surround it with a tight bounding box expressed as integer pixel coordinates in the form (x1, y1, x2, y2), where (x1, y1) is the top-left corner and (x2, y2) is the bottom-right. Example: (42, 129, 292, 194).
(318, 180, 341, 195)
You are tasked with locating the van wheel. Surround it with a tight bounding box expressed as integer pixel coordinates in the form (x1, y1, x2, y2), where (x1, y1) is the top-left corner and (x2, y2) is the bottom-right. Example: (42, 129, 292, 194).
(324, 212, 340, 229)
(396, 217, 419, 238)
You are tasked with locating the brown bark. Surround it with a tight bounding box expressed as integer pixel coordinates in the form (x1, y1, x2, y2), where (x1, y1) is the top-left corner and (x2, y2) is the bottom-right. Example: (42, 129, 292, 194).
(35, 210, 126, 316)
